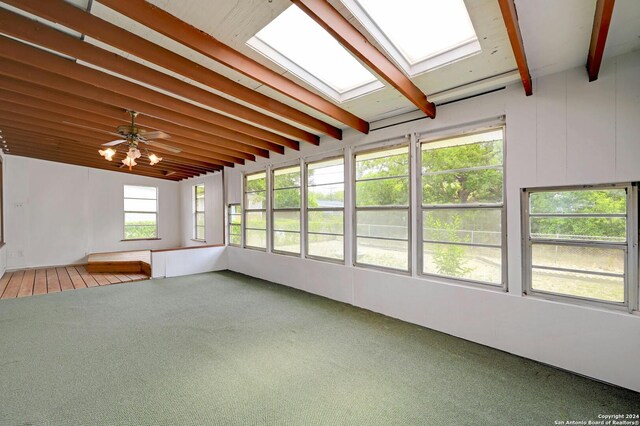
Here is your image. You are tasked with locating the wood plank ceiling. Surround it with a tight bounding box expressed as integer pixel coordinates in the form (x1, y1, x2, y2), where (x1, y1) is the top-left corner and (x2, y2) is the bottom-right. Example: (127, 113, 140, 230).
(0, 0, 378, 180)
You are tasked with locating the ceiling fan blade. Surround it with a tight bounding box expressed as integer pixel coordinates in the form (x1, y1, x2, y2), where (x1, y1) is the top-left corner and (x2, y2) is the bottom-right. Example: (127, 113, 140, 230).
(146, 140, 182, 153)
(140, 130, 170, 140)
(62, 121, 122, 138)
(102, 139, 126, 146)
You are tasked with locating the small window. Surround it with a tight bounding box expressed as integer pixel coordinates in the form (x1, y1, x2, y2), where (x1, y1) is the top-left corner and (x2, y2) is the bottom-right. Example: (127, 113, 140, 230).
(306, 157, 345, 262)
(194, 184, 205, 241)
(523, 184, 633, 307)
(228, 204, 242, 247)
(123, 185, 158, 240)
(354, 145, 410, 272)
(420, 128, 505, 286)
(272, 165, 301, 255)
(244, 171, 267, 250)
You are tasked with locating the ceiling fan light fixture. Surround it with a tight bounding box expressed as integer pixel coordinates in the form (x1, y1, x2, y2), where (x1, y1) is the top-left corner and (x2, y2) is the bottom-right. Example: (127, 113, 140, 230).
(148, 153, 162, 165)
(122, 156, 137, 170)
(99, 148, 116, 161)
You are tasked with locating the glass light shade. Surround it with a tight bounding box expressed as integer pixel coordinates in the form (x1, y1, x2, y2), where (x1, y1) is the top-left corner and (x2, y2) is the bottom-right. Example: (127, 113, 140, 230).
(98, 148, 116, 161)
(148, 153, 162, 165)
(127, 148, 141, 159)
(122, 157, 137, 167)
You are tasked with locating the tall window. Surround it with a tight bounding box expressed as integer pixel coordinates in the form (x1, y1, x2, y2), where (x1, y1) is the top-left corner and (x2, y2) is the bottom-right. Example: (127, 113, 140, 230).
(193, 184, 205, 241)
(228, 204, 242, 246)
(272, 165, 301, 255)
(523, 184, 633, 307)
(0, 157, 3, 246)
(244, 171, 267, 250)
(123, 185, 158, 240)
(420, 128, 504, 285)
(354, 145, 410, 271)
(306, 157, 344, 261)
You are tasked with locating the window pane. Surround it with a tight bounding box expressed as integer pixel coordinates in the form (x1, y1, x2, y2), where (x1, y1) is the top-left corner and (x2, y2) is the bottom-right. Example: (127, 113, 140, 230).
(230, 224, 241, 235)
(125, 225, 157, 240)
(308, 234, 343, 260)
(246, 229, 266, 248)
(230, 234, 241, 245)
(196, 198, 205, 211)
(274, 231, 300, 254)
(308, 158, 343, 186)
(356, 146, 409, 180)
(124, 199, 157, 213)
(273, 188, 300, 209)
(274, 166, 300, 189)
(196, 212, 205, 226)
(308, 211, 343, 234)
(356, 210, 408, 240)
(195, 185, 205, 197)
(308, 183, 344, 207)
(423, 243, 501, 284)
(246, 191, 266, 209)
(274, 211, 300, 232)
(125, 212, 156, 226)
(230, 214, 242, 225)
(230, 205, 241, 215)
(124, 185, 156, 199)
(196, 226, 205, 240)
(423, 209, 501, 246)
(530, 217, 626, 242)
(356, 237, 408, 270)
(356, 177, 409, 206)
(531, 269, 624, 303)
(531, 244, 624, 277)
(246, 211, 267, 229)
(246, 173, 266, 192)
(530, 189, 626, 215)
(422, 138, 503, 173)
(422, 169, 503, 205)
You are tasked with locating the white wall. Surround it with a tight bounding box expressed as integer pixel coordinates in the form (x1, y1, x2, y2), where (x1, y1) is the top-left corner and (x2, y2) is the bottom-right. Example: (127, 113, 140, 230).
(151, 246, 227, 278)
(225, 50, 640, 392)
(0, 151, 6, 277)
(178, 172, 225, 246)
(4, 156, 181, 269)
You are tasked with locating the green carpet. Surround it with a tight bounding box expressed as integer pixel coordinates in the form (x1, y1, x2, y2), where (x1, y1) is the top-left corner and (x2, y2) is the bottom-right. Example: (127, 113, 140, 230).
(0, 271, 637, 425)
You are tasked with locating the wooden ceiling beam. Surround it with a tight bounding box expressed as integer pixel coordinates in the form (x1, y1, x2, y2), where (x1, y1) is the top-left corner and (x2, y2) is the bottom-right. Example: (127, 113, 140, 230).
(0, 78, 258, 162)
(292, 0, 435, 118)
(498, 0, 533, 95)
(4, 0, 340, 140)
(5, 137, 212, 176)
(0, 90, 247, 166)
(587, 0, 615, 82)
(0, 59, 283, 155)
(0, 36, 298, 152)
(0, 8, 319, 145)
(97, 0, 369, 135)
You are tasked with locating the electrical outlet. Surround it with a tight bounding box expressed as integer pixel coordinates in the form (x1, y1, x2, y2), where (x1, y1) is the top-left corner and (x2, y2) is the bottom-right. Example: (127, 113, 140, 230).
(13, 202, 24, 208)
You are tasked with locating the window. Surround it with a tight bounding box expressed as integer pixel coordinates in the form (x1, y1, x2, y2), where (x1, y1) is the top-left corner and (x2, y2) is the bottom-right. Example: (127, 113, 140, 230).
(341, 0, 480, 76)
(0, 156, 3, 246)
(272, 165, 301, 255)
(123, 185, 158, 240)
(247, 5, 383, 102)
(228, 204, 242, 247)
(420, 128, 504, 285)
(354, 145, 410, 271)
(306, 157, 345, 262)
(193, 184, 205, 241)
(244, 171, 267, 250)
(523, 184, 634, 307)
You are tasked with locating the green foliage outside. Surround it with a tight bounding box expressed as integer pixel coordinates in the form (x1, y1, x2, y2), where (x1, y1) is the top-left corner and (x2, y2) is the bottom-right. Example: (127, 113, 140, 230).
(125, 221, 157, 239)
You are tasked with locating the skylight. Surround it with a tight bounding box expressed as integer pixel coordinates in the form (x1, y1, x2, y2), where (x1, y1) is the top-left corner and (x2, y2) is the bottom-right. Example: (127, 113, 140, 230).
(342, 0, 480, 76)
(247, 5, 384, 102)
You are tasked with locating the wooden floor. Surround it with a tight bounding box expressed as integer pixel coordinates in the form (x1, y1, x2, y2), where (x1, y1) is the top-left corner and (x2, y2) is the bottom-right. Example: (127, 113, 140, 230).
(0, 265, 149, 300)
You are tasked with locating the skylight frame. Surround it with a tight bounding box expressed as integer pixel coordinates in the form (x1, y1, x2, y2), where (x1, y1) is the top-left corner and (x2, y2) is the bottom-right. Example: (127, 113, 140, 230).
(246, 5, 385, 103)
(341, 0, 482, 77)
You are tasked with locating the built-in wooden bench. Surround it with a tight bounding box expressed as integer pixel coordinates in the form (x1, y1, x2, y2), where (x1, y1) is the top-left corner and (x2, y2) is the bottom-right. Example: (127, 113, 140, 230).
(87, 250, 152, 276)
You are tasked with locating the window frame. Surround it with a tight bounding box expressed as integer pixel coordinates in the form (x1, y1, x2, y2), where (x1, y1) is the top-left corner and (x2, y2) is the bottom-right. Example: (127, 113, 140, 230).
(271, 163, 302, 257)
(228, 203, 242, 247)
(352, 141, 412, 274)
(122, 184, 159, 241)
(521, 182, 638, 312)
(305, 154, 346, 264)
(243, 170, 268, 251)
(417, 126, 507, 289)
(193, 184, 206, 242)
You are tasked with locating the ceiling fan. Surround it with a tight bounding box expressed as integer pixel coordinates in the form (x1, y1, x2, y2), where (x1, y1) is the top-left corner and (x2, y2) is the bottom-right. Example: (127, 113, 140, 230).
(68, 110, 181, 170)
